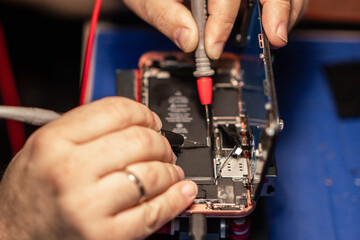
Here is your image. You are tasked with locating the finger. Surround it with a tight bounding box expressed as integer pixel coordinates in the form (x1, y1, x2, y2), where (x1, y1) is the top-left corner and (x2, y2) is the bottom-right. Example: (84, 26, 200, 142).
(94, 162, 184, 215)
(205, 0, 241, 59)
(261, 0, 291, 48)
(112, 181, 198, 239)
(123, 0, 198, 53)
(79, 126, 176, 176)
(126, 162, 185, 200)
(288, 0, 309, 30)
(43, 97, 162, 143)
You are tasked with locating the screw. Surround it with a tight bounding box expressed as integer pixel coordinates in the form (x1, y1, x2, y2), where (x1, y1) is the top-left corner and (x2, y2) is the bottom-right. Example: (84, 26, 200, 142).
(206, 201, 214, 209)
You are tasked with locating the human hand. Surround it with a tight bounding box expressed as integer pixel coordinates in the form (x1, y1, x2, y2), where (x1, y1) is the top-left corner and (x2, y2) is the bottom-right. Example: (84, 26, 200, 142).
(123, 0, 309, 58)
(0, 97, 197, 240)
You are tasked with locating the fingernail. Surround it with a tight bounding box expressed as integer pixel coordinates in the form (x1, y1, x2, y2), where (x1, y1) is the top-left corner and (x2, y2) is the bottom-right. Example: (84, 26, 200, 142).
(175, 27, 190, 50)
(152, 111, 162, 130)
(181, 181, 198, 199)
(172, 152, 177, 163)
(211, 42, 225, 59)
(276, 23, 288, 43)
(174, 165, 185, 180)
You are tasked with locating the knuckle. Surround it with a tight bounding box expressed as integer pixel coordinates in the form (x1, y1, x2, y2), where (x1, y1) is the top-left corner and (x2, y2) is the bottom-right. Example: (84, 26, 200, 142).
(144, 108, 156, 128)
(161, 137, 173, 161)
(26, 129, 63, 164)
(28, 129, 56, 149)
(136, 105, 156, 129)
(101, 96, 127, 104)
(25, 130, 75, 192)
(142, 164, 160, 187)
(101, 97, 132, 118)
(132, 127, 154, 150)
(101, 97, 154, 128)
(143, 201, 163, 233)
(166, 164, 179, 183)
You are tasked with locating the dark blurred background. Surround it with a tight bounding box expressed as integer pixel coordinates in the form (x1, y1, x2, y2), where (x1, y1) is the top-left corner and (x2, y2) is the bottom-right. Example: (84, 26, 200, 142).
(0, 2, 144, 174)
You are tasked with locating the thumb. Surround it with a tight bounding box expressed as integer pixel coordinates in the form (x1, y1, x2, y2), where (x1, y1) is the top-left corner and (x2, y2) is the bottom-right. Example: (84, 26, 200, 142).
(205, 0, 241, 60)
(123, 0, 198, 52)
(261, 0, 291, 48)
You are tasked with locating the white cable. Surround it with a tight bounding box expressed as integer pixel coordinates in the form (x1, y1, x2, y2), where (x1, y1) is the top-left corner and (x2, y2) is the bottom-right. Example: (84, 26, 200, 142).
(0, 106, 61, 126)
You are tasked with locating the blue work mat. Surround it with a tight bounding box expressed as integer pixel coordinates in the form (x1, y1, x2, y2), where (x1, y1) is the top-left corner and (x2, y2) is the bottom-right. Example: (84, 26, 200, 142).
(267, 32, 360, 240)
(92, 27, 360, 240)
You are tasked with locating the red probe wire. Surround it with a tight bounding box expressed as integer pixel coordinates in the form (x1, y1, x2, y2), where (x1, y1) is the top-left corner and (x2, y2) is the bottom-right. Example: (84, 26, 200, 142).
(197, 77, 213, 105)
(0, 21, 26, 154)
(79, 0, 103, 105)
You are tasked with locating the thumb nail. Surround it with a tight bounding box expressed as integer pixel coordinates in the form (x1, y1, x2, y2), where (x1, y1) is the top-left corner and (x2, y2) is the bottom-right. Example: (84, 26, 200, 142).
(276, 23, 288, 43)
(175, 27, 190, 50)
(211, 42, 225, 59)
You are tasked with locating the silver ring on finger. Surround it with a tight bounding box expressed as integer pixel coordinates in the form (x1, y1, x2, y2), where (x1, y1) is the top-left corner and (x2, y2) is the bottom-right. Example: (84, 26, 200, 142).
(126, 170, 146, 204)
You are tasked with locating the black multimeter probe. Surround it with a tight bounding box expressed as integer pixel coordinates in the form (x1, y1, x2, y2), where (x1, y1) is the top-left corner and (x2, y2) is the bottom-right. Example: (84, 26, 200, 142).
(160, 130, 207, 149)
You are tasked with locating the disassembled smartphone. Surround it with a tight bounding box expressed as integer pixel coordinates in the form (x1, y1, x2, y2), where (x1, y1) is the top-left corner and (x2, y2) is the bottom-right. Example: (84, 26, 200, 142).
(116, 0, 280, 239)
(139, 52, 257, 216)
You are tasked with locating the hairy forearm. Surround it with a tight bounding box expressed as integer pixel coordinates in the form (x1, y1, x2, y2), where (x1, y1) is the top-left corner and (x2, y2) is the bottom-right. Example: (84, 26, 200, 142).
(0, 0, 126, 18)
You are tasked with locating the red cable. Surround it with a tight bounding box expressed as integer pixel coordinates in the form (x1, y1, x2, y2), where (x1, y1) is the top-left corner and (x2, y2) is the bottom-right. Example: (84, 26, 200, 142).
(79, 0, 103, 105)
(0, 21, 26, 154)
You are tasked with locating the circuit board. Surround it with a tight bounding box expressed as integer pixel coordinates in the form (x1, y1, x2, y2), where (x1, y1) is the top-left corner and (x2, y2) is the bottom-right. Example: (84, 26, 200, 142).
(117, 49, 278, 217)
